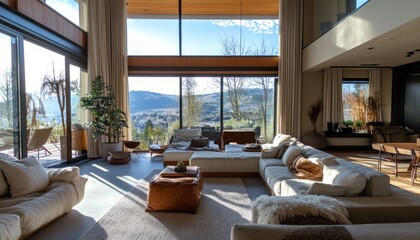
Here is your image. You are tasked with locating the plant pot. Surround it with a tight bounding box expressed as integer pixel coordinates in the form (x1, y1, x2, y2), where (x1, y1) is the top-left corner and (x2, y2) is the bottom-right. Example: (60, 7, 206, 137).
(60, 135, 67, 160)
(102, 142, 123, 160)
(301, 131, 328, 150)
(341, 127, 353, 133)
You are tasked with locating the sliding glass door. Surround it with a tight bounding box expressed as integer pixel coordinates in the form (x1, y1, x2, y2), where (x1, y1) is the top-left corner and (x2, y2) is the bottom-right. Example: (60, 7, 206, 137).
(0, 31, 21, 157)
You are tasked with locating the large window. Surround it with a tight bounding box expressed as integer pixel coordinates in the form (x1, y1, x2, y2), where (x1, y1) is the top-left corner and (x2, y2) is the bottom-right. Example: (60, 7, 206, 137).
(44, 0, 81, 27)
(342, 79, 369, 130)
(129, 77, 180, 149)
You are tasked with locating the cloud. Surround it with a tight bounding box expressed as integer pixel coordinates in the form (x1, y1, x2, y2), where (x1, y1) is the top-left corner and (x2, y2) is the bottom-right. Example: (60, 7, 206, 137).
(211, 20, 279, 35)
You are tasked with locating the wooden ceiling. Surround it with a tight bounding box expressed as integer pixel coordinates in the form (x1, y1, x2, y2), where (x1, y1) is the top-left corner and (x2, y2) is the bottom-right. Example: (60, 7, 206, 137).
(126, 0, 279, 18)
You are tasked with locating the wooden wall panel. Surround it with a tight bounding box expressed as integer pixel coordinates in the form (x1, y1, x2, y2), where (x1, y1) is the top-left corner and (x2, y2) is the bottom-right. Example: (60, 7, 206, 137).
(0, 0, 17, 9)
(17, 0, 86, 48)
(128, 56, 278, 76)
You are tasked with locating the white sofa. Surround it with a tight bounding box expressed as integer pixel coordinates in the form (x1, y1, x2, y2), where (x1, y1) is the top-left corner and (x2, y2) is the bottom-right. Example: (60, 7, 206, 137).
(0, 155, 87, 239)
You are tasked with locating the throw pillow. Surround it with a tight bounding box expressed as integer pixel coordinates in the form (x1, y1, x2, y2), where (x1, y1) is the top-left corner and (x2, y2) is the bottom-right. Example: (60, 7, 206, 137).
(272, 133, 291, 146)
(47, 167, 80, 182)
(0, 153, 17, 198)
(0, 156, 49, 197)
(282, 145, 303, 168)
(189, 137, 209, 148)
(261, 143, 286, 158)
(308, 182, 348, 197)
(323, 164, 366, 196)
(174, 135, 196, 143)
(293, 157, 323, 180)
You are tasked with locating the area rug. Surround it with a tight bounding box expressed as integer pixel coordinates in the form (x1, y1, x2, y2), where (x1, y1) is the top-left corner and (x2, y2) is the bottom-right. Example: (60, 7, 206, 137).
(79, 177, 252, 240)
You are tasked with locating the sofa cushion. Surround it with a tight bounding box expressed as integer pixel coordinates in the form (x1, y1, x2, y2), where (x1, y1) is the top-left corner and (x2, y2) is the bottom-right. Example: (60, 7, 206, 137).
(259, 158, 285, 178)
(308, 182, 347, 197)
(323, 163, 366, 197)
(0, 156, 49, 197)
(0, 214, 21, 240)
(261, 143, 286, 159)
(281, 145, 302, 168)
(280, 179, 314, 196)
(264, 166, 296, 195)
(0, 153, 18, 198)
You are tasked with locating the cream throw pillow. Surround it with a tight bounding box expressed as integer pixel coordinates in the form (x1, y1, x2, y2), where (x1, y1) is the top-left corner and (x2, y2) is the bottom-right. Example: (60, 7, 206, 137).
(0, 153, 18, 198)
(308, 182, 347, 197)
(0, 156, 49, 197)
(47, 167, 80, 182)
(282, 145, 303, 168)
(323, 164, 366, 196)
(261, 142, 286, 158)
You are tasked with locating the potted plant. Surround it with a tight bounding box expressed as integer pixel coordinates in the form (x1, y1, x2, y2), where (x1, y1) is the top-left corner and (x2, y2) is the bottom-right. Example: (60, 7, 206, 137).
(301, 99, 328, 149)
(342, 120, 354, 133)
(40, 64, 78, 159)
(79, 76, 128, 160)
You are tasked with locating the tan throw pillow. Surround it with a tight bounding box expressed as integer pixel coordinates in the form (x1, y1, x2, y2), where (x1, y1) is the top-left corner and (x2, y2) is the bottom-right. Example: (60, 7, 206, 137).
(0, 156, 49, 197)
(293, 157, 323, 180)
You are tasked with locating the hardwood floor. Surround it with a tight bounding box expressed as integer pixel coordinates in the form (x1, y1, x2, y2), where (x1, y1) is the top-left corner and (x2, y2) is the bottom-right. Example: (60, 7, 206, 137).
(326, 149, 420, 195)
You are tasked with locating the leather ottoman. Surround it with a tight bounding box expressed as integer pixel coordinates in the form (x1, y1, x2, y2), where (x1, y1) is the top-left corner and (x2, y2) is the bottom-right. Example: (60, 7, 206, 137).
(147, 166, 203, 213)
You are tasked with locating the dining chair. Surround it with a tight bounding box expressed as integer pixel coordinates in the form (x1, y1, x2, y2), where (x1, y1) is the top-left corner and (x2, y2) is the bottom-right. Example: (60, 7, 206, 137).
(379, 144, 412, 177)
(410, 149, 420, 185)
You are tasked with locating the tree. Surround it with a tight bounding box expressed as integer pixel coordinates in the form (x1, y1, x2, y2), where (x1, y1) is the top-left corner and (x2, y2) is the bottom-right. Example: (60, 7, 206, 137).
(182, 77, 203, 128)
(40, 63, 78, 134)
(26, 93, 46, 129)
(0, 69, 14, 128)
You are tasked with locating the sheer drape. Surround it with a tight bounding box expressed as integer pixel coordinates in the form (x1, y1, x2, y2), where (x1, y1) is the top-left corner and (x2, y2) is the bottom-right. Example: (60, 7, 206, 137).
(323, 68, 344, 131)
(369, 69, 382, 121)
(87, 0, 130, 158)
(278, 0, 303, 138)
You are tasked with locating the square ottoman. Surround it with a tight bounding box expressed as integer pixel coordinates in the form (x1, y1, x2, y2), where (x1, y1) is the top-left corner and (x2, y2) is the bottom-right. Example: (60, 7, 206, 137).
(147, 166, 203, 213)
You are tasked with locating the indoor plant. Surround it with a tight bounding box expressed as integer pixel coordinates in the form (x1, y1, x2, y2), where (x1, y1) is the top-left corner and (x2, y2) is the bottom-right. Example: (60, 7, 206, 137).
(79, 76, 128, 160)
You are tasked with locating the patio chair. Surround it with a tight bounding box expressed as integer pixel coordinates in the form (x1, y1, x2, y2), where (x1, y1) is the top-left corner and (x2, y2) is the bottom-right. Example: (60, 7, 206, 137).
(27, 127, 53, 159)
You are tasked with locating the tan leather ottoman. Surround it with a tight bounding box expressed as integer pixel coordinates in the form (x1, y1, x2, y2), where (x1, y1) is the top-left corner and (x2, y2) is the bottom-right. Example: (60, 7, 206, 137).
(147, 166, 203, 213)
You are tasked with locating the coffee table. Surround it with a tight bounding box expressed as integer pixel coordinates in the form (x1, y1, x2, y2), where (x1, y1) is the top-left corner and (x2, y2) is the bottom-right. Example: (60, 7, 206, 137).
(148, 144, 165, 156)
(147, 166, 203, 213)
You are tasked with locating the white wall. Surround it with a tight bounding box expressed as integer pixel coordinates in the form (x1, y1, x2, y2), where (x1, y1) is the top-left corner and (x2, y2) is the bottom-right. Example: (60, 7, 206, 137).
(303, 0, 420, 71)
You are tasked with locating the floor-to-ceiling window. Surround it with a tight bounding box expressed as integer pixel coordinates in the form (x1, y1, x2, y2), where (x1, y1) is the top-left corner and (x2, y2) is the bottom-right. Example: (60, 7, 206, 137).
(127, 0, 279, 147)
(0, 31, 21, 157)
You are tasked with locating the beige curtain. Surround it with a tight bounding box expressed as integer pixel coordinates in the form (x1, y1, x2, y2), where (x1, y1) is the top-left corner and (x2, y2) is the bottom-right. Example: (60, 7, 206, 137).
(278, 0, 303, 138)
(323, 68, 344, 131)
(369, 69, 382, 121)
(87, 0, 130, 158)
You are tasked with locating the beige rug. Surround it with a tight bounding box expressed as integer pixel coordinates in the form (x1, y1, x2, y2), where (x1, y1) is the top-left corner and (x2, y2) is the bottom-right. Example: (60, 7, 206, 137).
(79, 177, 252, 240)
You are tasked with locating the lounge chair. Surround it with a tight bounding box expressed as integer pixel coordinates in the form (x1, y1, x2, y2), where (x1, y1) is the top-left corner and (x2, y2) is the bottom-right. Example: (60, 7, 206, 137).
(27, 127, 53, 159)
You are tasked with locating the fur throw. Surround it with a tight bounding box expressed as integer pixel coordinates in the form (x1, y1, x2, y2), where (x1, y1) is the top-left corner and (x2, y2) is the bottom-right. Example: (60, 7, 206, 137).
(252, 195, 351, 225)
(293, 157, 323, 180)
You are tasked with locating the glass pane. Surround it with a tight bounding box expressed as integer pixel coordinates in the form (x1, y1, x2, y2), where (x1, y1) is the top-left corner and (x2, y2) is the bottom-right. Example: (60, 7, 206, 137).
(70, 65, 88, 159)
(181, 77, 221, 141)
(24, 40, 66, 160)
(223, 77, 275, 143)
(0, 32, 20, 157)
(45, 0, 80, 26)
(342, 82, 369, 131)
(129, 77, 180, 149)
(182, 19, 278, 56)
(127, 18, 179, 55)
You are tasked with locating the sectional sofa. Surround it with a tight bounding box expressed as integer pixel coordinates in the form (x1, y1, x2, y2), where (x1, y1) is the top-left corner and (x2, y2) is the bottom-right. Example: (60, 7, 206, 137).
(224, 134, 420, 240)
(0, 154, 87, 239)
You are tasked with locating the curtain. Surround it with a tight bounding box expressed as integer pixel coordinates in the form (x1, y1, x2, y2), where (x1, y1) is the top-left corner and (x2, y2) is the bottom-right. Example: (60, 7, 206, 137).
(278, 0, 303, 138)
(323, 68, 343, 131)
(87, 0, 130, 158)
(369, 69, 382, 121)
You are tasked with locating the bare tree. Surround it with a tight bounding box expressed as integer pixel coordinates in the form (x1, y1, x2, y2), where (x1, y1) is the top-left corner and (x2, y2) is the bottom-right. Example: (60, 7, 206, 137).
(250, 38, 276, 140)
(26, 93, 46, 129)
(0, 69, 14, 128)
(182, 77, 203, 128)
(40, 63, 78, 134)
